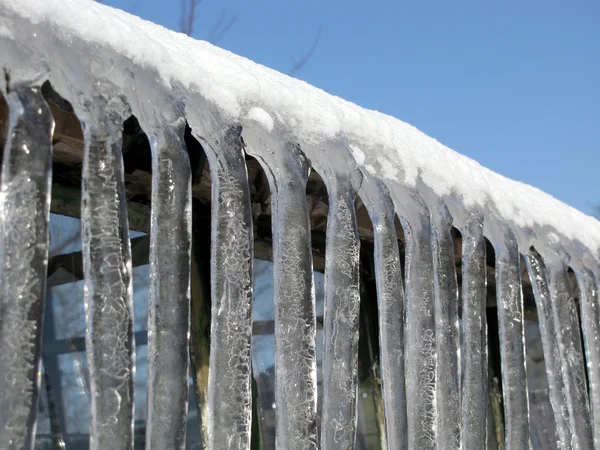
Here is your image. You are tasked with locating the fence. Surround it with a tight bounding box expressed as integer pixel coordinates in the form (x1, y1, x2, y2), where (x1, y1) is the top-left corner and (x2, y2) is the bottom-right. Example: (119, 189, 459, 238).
(1, 1, 599, 449)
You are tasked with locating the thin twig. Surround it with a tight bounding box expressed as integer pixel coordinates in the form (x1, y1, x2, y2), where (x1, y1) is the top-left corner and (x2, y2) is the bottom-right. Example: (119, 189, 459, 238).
(288, 25, 322, 76)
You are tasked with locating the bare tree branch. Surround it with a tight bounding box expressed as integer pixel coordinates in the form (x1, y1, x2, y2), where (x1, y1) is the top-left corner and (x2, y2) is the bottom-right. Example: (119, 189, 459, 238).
(288, 25, 322, 76)
(180, 0, 203, 36)
(208, 14, 238, 44)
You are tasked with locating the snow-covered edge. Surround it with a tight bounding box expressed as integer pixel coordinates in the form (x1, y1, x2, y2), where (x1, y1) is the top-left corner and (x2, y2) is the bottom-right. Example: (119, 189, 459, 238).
(1, 0, 599, 258)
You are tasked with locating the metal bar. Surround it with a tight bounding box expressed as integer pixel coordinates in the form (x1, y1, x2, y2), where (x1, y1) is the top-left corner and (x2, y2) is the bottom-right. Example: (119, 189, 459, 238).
(0, 86, 54, 450)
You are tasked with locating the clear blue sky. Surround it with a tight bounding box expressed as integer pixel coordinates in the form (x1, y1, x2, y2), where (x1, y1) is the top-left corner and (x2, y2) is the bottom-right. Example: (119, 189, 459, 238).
(104, 0, 599, 215)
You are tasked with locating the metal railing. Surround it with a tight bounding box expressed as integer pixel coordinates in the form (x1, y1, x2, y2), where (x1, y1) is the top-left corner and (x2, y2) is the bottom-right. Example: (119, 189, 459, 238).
(1, 2, 599, 450)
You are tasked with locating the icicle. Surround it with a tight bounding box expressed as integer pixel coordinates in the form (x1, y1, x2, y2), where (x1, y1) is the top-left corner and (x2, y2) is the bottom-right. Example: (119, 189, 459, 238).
(359, 173, 406, 450)
(460, 213, 488, 449)
(543, 252, 593, 449)
(524, 251, 572, 448)
(491, 227, 530, 449)
(389, 188, 437, 450)
(189, 117, 254, 450)
(431, 204, 460, 450)
(242, 124, 318, 449)
(80, 93, 135, 450)
(573, 266, 600, 449)
(0, 85, 53, 450)
(319, 156, 362, 450)
(145, 120, 192, 450)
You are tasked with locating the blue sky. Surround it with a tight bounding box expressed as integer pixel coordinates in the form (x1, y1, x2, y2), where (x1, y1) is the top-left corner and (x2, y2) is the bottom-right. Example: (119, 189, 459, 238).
(104, 0, 599, 215)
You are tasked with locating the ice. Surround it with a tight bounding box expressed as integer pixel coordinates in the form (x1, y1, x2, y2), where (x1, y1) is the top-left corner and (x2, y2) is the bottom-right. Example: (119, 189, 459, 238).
(459, 213, 488, 449)
(431, 203, 460, 450)
(572, 267, 600, 449)
(145, 120, 192, 450)
(186, 104, 254, 450)
(389, 187, 437, 449)
(358, 172, 407, 450)
(541, 251, 593, 449)
(305, 140, 362, 450)
(0, 85, 53, 449)
(3, 0, 600, 258)
(80, 91, 135, 449)
(242, 122, 318, 449)
(525, 251, 572, 448)
(489, 225, 530, 449)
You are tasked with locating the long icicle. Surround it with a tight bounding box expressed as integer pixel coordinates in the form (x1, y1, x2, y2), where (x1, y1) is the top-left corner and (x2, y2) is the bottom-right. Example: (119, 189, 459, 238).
(0, 85, 53, 450)
(80, 95, 135, 450)
(242, 126, 318, 450)
(391, 189, 437, 450)
(146, 120, 192, 450)
(545, 254, 593, 449)
(524, 251, 572, 449)
(460, 213, 488, 449)
(359, 174, 407, 450)
(492, 227, 530, 449)
(573, 266, 600, 448)
(319, 154, 362, 450)
(192, 122, 254, 450)
(431, 204, 460, 450)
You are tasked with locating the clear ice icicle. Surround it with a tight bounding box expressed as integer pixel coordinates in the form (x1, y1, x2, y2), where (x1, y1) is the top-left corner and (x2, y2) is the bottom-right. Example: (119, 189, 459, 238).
(190, 119, 253, 450)
(492, 227, 530, 449)
(573, 267, 600, 449)
(0, 86, 53, 450)
(242, 125, 318, 450)
(545, 254, 593, 449)
(359, 173, 407, 450)
(459, 214, 488, 449)
(80, 95, 135, 450)
(524, 251, 572, 449)
(146, 121, 192, 450)
(304, 141, 361, 450)
(390, 188, 437, 450)
(431, 204, 460, 450)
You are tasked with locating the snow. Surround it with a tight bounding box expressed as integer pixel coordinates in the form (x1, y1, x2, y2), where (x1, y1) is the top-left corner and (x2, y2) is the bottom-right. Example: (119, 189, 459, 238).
(1, 0, 600, 257)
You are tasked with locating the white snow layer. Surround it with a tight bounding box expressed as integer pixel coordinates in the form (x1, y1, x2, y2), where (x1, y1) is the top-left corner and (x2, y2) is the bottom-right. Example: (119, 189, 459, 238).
(1, 0, 599, 257)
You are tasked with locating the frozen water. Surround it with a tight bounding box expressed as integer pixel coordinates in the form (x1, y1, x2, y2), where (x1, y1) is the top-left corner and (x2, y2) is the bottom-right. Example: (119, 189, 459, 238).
(145, 120, 192, 450)
(431, 203, 460, 450)
(459, 213, 488, 449)
(0, 86, 53, 450)
(242, 122, 318, 450)
(491, 226, 530, 449)
(358, 173, 407, 450)
(80, 91, 135, 450)
(525, 251, 572, 448)
(1, 0, 599, 259)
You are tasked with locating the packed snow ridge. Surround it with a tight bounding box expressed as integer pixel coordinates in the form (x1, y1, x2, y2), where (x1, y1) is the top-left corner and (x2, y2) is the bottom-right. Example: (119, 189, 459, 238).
(1, 0, 600, 257)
